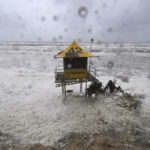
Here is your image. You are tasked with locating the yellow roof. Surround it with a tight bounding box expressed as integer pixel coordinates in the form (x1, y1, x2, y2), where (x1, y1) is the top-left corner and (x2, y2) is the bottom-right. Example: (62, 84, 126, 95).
(56, 41, 94, 58)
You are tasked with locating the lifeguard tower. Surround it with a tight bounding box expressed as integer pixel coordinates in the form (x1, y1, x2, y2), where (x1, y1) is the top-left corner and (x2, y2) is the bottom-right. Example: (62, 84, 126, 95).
(55, 41, 99, 98)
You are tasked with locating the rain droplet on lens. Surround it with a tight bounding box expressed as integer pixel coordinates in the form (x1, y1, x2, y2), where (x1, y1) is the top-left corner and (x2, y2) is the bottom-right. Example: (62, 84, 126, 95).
(147, 74, 150, 80)
(18, 15, 22, 20)
(87, 28, 92, 33)
(124, 9, 128, 13)
(78, 6, 88, 18)
(102, 3, 107, 8)
(108, 27, 113, 33)
(120, 44, 124, 48)
(28, 85, 32, 89)
(94, 10, 99, 14)
(97, 40, 102, 44)
(77, 38, 82, 42)
(21, 24, 26, 29)
(64, 28, 68, 32)
(59, 35, 63, 40)
(105, 43, 109, 47)
(53, 15, 58, 21)
(4, 14, 8, 18)
(41, 16, 46, 21)
(13, 45, 19, 51)
(107, 61, 114, 69)
(20, 34, 24, 38)
(97, 110, 101, 115)
(52, 37, 57, 42)
(121, 23, 126, 27)
(37, 37, 42, 42)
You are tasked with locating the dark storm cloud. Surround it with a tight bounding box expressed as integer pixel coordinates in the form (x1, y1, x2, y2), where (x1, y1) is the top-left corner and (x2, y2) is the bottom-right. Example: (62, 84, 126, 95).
(0, 0, 150, 42)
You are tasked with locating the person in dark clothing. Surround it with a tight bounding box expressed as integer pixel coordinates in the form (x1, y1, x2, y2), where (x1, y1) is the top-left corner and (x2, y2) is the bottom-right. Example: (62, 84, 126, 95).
(104, 80, 124, 93)
(85, 81, 104, 97)
(104, 80, 116, 93)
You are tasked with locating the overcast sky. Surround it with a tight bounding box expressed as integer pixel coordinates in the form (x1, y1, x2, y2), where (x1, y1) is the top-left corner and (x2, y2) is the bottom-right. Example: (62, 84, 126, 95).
(0, 0, 150, 42)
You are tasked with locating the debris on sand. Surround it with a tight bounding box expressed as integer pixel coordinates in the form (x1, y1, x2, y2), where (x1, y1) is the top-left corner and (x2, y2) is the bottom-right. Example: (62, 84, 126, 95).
(1, 130, 149, 150)
(55, 132, 149, 150)
(85, 81, 104, 97)
(17, 144, 57, 150)
(104, 80, 124, 94)
(85, 80, 142, 111)
(117, 93, 141, 110)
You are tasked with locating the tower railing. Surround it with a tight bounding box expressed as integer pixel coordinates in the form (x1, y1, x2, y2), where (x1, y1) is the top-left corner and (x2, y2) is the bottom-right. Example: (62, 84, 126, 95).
(88, 65, 99, 78)
(55, 64, 100, 84)
(55, 65, 63, 73)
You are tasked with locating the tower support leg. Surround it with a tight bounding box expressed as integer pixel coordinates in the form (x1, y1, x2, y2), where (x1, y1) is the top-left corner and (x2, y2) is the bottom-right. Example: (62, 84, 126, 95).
(80, 82, 82, 93)
(85, 80, 88, 100)
(62, 84, 64, 93)
(64, 83, 66, 100)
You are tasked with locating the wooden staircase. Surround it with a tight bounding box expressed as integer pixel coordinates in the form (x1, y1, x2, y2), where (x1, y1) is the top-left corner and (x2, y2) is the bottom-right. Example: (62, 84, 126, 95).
(87, 72, 99, 82)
